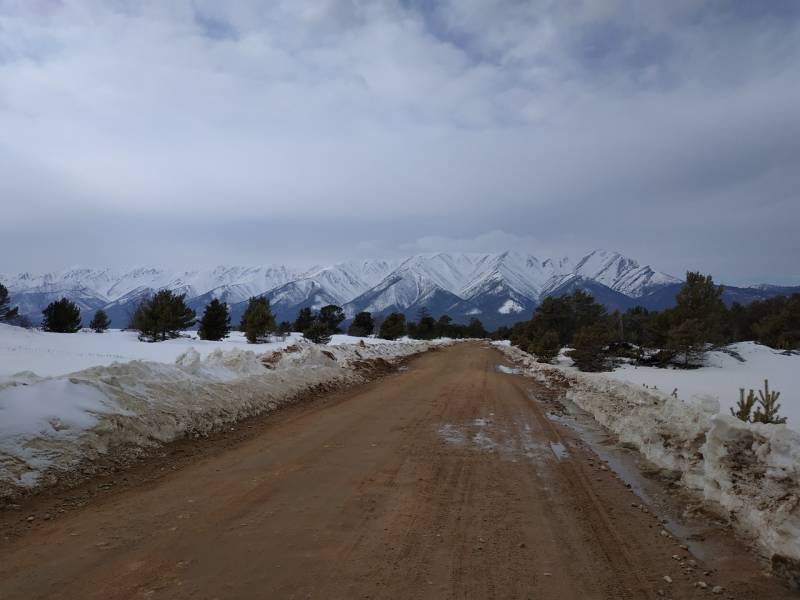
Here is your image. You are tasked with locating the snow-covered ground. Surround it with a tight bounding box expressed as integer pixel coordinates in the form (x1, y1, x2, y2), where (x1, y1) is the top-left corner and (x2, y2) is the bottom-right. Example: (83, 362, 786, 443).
(0, 323, 446, 496)
(606, 342, 799, 429)
(494, 341, 800, 565)
(0, 324, 400, 378)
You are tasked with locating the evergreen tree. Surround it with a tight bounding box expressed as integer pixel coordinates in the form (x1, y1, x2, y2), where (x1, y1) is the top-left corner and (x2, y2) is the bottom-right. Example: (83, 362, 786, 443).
(572, 290, 607, 332)
(530, 296, 575, 345)
(668, 318, 704, 366)
(133, 290, 196, 342)
(41, 298, 82, 333)
(731, 388, 757, 422)
(379, 312, 406, 340)
(752, 294, 800, 350)
(294, 307, 315, 333)
(532, 330, 560, 363)
(198, 299, 231, 341)
(347, 311, 374, 337)
(672, 272, 726, 344)
(0, 283, 19, 322)
(277, 321, 293, 336)
(620, 306, 649, 346)
(412, 308, 437, 340)
(752, 379, 787, 425)
(569, 323, 612, 372)
(435, 314, 454, 338)
(318, 304, 345, 334)
(240, 296, 275, 343)
(303, 320, 332, 344)
(491, 326, 512, 341)
(465, 317, 487, 338)
(89, 309, 111, 333)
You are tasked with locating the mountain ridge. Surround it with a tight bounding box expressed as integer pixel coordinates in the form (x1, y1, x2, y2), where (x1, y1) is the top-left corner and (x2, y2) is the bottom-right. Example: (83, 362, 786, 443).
(3, 250, 795, 329)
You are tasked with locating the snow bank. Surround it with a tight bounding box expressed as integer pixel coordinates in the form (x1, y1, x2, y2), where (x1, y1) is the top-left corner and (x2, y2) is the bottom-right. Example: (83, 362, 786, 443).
(493, 342, 800, 567)
(0, 337, 444, 497)
(0, 324, 308, 378)
(0, 323, 417, 380)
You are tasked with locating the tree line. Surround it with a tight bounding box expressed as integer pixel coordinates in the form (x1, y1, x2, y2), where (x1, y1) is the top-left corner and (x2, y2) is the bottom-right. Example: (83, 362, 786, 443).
(1, 281, 490, 344)
(500, 271, 800, 372)
(3, 273, 796, 355)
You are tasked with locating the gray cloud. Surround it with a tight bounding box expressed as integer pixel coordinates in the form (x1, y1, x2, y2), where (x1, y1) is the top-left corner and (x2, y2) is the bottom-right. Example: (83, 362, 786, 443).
(0, 1, 798, 285)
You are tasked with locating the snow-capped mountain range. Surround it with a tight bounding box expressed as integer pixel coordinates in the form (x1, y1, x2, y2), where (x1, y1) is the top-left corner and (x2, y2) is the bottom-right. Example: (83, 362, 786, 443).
(2, 250, 689, 328)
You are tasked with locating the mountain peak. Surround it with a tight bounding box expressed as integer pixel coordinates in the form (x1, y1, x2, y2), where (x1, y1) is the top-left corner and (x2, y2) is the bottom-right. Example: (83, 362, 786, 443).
(3, 251, 682, 328)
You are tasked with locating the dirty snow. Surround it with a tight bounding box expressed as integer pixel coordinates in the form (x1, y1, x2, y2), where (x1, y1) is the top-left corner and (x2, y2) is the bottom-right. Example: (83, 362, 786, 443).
(0, 324, 446, 495)
(493, 341, 800, 565)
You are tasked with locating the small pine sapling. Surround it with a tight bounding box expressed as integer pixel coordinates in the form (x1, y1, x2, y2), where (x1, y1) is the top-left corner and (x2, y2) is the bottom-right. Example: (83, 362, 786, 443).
(730, 388, 757, 422)
(752, 379, 787, 425)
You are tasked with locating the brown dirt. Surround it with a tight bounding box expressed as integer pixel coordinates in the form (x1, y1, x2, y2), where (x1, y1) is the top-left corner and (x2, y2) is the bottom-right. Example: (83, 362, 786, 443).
(0, 343, 793, 599)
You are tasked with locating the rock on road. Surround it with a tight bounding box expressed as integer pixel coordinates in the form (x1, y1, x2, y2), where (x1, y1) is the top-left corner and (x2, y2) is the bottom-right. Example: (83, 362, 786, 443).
(0, 343, 792, 599)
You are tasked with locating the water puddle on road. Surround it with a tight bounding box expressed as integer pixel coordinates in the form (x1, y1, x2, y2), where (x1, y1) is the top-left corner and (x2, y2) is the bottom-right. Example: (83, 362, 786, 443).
(437, 423, 467, 446)
(540, 392, 755, 567)
(437, 415, 554, 465)
(495, 364, 522, 375)
(548, 441, 568, 461)
(439, 417, 501, 453)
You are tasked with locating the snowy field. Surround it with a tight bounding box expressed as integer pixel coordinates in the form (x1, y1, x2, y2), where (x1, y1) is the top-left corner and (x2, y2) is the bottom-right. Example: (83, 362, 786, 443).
(0, 323, 445, 495)
(0, 324, 402, 378)
(606, 342, 799, 429)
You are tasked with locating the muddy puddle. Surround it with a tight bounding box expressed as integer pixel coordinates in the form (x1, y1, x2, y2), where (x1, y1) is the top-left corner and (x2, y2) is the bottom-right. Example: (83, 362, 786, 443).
(540, 390, 767, 572)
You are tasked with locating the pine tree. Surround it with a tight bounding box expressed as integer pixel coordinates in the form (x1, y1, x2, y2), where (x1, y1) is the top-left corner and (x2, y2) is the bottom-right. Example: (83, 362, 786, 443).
(379, 312, 406, 340)
(89, 309, 111, 333)
(294, 307, 315, 333)
(435, 314, 454, 338)
(752, 379, 787, 425)
(466, 318, 487, 338)
(0, 283, 19, 323)
(318, 304, 345, 334)
(571, 290, 607, 332)
(198, 299, 231, 341)
(412, 308, 437, 340)
(730, 388, 757, 422)
(673, 272, 726, 344)
(752, 294, 800, 350)
(530, 296, 575, 345)
(532, 330, 560, 363)
(41, 298, 82, 333)
(133, 290, 196, 342)
(240, 296, 275, 343)
(569, 323, 611, 371)
(668, 318, 704, 366)
(303, 320, 332, 344)
(347, 311, 374, 337)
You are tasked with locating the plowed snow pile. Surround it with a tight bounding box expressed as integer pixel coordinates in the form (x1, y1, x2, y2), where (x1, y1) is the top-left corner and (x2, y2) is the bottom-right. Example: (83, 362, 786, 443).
(494, 342, 800, 567)
(0, 338, 442, 497)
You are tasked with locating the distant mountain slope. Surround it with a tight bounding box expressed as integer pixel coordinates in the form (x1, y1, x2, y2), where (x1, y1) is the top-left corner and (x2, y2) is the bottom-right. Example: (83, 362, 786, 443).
(636, 282, 800, 312)
(2, 251, 795, 328)
(572, 250, 680, 297)
(542, 276, 637, 313)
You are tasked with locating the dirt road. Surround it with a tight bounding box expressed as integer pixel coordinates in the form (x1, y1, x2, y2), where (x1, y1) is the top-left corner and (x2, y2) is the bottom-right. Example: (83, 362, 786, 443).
(0, 343, 792, 599)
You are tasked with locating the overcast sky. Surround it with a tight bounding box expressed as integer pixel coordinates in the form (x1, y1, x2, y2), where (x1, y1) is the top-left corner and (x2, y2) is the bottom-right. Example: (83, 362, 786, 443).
(1, 1, 798, 284)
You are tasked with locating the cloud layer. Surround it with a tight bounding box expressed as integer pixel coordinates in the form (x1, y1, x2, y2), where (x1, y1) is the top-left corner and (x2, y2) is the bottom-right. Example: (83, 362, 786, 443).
(1, 1, 798, 283)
